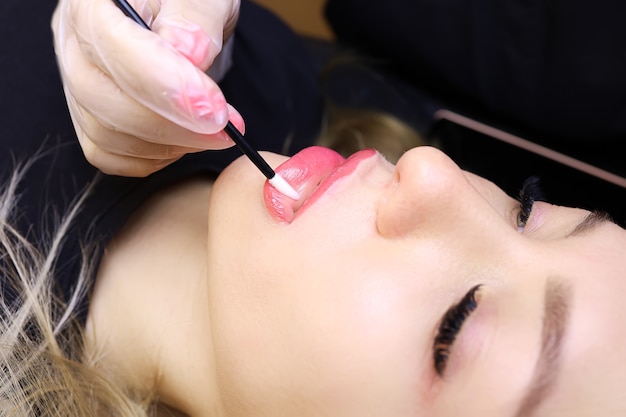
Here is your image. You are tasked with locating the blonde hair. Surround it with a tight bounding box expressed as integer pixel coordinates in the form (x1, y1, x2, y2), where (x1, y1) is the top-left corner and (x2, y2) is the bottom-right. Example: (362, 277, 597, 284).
(316, 51, 429, 163)
(318, 106, 427, 163)
(0, 161, 152, 417)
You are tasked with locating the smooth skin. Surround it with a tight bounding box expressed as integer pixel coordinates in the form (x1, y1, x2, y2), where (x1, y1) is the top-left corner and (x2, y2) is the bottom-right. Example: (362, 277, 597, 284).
(87, 146, 626, 417)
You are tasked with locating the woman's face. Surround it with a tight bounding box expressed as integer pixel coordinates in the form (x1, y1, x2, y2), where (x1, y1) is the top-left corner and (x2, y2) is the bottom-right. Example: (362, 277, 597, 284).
(206, 146, 626, 416)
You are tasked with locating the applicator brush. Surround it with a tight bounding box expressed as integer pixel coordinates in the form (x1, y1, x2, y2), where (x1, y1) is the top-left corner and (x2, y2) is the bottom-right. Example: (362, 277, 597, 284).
(112, 0, 301, 200)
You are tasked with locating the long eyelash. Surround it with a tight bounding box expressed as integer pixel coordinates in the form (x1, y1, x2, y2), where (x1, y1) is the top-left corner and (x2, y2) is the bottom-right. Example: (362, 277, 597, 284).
(433, 285, 481, 376)
(517, 176, 545, 228)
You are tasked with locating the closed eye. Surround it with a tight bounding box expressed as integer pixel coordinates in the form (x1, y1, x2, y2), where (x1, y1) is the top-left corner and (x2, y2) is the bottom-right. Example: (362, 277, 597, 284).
(517, 176, 545, 232)
(433, 285, 481, 376)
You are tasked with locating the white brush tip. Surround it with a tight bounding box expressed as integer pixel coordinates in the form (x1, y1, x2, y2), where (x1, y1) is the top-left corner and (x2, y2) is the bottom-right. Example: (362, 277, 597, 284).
(269, 174, 300, 200)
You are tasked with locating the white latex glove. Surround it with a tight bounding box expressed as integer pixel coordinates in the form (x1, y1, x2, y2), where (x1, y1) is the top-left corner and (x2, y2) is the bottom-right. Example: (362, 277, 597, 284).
(52, 0, 243, 177)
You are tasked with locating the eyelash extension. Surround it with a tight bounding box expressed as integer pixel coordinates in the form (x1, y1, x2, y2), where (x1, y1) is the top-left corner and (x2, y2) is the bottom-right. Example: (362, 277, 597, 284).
(517, 176, 545, 230)
(433, 285, 481, 376)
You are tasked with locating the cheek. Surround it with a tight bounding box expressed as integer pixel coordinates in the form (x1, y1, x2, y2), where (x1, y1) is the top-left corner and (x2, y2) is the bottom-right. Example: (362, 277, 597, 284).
(287, 256, 446, 409)
(208, 247, 440, 416)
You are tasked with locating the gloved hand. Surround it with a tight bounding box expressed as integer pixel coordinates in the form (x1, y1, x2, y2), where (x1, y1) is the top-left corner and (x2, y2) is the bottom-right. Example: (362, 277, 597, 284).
(52, 0, 243, 177)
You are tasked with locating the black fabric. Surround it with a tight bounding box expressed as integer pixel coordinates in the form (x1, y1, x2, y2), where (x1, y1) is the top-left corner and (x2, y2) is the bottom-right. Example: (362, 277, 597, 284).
(0, 0, 322, 319)
(325, 0, 625, 223)
(325, 0, 626, 159)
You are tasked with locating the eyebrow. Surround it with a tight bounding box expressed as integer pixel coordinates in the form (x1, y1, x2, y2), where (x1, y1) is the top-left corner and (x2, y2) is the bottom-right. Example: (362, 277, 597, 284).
(567, 211, 613, 237)
(514, 280, 571, 417)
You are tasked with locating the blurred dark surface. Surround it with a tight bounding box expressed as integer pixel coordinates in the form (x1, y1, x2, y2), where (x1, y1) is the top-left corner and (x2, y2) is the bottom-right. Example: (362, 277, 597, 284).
(434, 119, 625, 227)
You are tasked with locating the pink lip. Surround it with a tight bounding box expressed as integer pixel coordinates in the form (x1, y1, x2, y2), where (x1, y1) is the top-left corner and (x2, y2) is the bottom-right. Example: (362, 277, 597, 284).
(264, 146, 377, 223)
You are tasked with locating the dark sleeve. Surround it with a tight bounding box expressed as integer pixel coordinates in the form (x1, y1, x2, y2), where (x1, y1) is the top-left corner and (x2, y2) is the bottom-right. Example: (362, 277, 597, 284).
(0, 0, 322, 316)
(324, 0, 626, 143)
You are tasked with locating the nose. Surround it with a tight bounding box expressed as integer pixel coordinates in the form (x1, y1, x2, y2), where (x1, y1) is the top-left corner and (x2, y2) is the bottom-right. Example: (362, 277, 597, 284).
(376, 146, 475, 238)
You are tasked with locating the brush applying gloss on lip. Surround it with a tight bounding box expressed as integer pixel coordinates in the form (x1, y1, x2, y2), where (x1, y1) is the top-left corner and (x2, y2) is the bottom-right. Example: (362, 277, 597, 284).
(223, 122, 300, 200)
(111, 0, 301, 201)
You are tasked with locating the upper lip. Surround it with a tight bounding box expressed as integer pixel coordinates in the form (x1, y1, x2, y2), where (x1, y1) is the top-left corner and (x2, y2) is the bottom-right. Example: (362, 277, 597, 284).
(263, 146, 377, 223)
